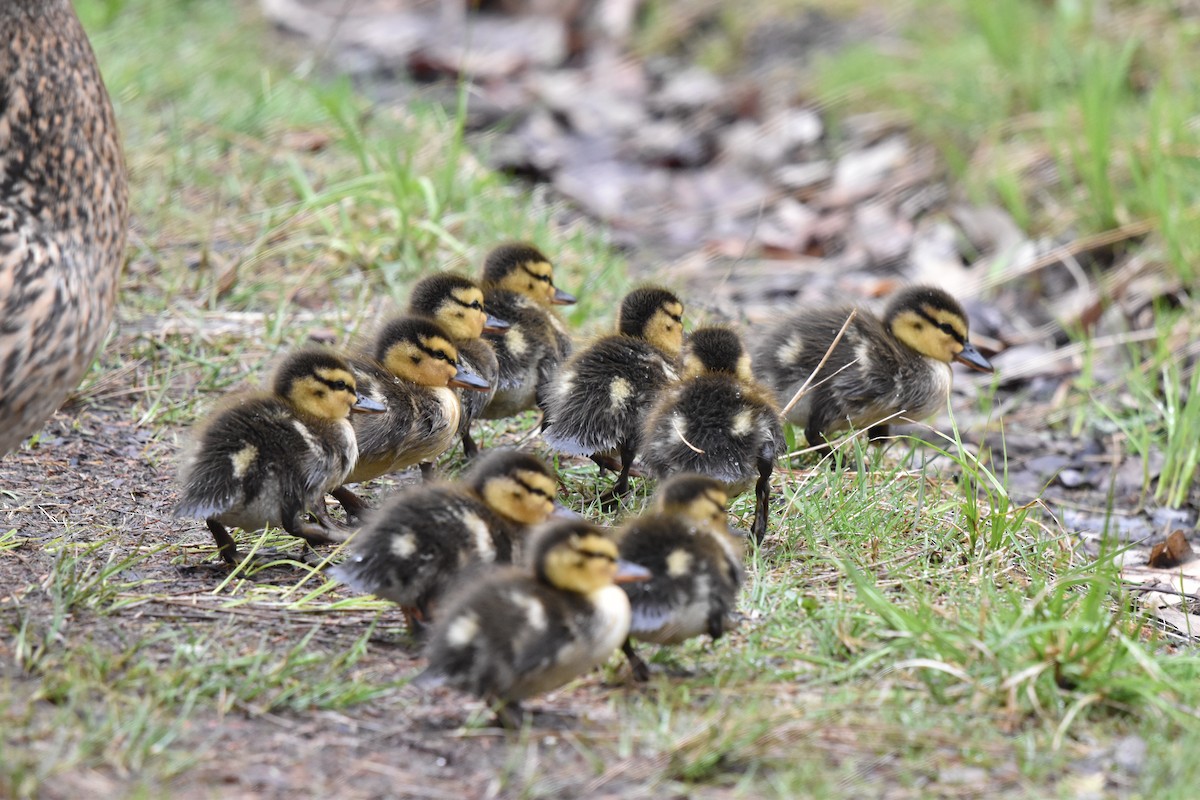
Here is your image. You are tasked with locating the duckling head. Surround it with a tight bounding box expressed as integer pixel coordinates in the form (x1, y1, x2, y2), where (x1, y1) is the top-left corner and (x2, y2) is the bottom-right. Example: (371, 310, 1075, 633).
(374, 316, 490, 391)
(681, 326, 752, 381)
(482, 242, 576, 306)
(468, 448, 559, 525)
(654, 473, 731, 532)
(885, 287, 994, 372)
(532, 520, 651, 594)
(618, 286, 685, 358)
(408, 273, 509, 340)
(276, 348, 384, 419)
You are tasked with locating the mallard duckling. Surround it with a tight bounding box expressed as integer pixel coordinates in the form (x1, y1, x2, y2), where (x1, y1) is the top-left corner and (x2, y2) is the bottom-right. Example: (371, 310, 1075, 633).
(330, 449, 559, 632)
(616, 474, 744, 681)
(174, 348, 385, 565)
(641, 326, 784, 542)
(752, 285, 994, 451)
(334, 316, 489, 515)
(414, 518, 650, 726)
(478, 242, 576, 419)
(1, 0, 128, 456)
(407, 272, 509, 459)
(540, 286, 684, 500)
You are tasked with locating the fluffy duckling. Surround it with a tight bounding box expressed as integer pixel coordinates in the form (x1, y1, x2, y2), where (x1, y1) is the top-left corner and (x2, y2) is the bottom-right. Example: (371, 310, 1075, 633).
(414, 518, 650, 727)
(1, 0, 129, 456)
(478, 242, 576, 419)
(752, 285, 994, 451)
(641, 327, 784, 542)
(330, 449, 559, 632)
(174, 348, 385, 565)
(407, 273, 509, 459)
(540, 286, 685, 500)
(617, 474, 744, 681)
(335, 316, 489, 515)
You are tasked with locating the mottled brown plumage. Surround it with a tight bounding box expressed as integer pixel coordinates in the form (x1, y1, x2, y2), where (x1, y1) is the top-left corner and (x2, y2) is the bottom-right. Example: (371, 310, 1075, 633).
(1, 0, 129, 455)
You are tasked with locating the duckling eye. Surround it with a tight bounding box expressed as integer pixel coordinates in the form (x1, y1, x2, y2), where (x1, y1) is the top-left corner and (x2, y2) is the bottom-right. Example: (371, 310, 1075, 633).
(469, 301, 483, 310)
(330, 380, 349, 392)
(938, 322, 956, 336)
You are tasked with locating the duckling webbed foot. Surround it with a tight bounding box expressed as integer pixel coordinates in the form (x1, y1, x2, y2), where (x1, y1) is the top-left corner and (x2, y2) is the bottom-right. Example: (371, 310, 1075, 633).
(461, 430, 480, 459)
(331, 486, 371, 522)
(205, 520, 321, 569)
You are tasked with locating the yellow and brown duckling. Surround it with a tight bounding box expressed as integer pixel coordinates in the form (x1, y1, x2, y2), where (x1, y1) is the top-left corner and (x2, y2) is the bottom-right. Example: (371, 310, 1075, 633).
(641, 326, 784, 542)
(616, 474, 744, 681)
(477, 242, 576, 420)
(752, 285, 994, 452)
(414, 518, 650, 727)
(329, 449, 560, 633)
(1, 0, 129, 456)
(334, 315, 490, 516)
(407, 272, 509, 459)
(540, 286, 685, 501)
(174, 348, 385, 565)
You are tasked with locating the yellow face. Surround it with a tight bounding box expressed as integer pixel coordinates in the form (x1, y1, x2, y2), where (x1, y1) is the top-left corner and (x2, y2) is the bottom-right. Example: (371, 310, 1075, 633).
(644, 300, 685, 358)
(496, 258, 559, 306)
(481, 469, 558, 525)
(434, 287, 488, 341)
(543, 533, 620, 594)
(381, 334, 461, 387)
(681, 351, 753, 380)
(664, 486, 729, 532)
(891, 305, 971, 364)
(290, 366, 360, 419)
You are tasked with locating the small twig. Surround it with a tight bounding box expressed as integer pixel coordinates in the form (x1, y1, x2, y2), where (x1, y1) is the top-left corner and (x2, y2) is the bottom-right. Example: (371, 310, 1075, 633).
(672, 416, 705, 454)
(781, 309, 857, 417)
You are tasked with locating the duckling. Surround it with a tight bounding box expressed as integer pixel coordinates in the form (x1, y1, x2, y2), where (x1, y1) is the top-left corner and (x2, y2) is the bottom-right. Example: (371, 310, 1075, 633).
(407, 272, 509, 459)
(1, 0, 129, 456)
(616, 474, 744, 681)
(330, 449, 559, 632)
(752, 285, 994, 451)
(174, 348, 385, 565)
(478, 242, 576, 419)
(641, 326, 784, 542)
(540, 286, 685, 500)
(333, 315, 490, 516)
(414, 518, 650, 727)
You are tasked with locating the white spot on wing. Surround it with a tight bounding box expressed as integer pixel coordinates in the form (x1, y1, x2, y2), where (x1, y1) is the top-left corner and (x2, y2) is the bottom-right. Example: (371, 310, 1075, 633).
(230, 444, 257, 479)
(390, 533, 417, 559)
(730, 409, 754, 437)
(508, 591, 547, 632)
(610, 377, 633, 409)
(507, 327, 528, 357)
(463, 512, 495, 562)
(666, 548, 693, 577)
(446, 612, 479, 647)
(778, 334, 804, 365)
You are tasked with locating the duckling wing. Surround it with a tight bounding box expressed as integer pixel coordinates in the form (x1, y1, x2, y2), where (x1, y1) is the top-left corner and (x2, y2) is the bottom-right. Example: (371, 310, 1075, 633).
(483, 292, 553, 391)
(331, 490, 509, 607)
(541, 338, 678, 456)
(174, 397, 303, 520)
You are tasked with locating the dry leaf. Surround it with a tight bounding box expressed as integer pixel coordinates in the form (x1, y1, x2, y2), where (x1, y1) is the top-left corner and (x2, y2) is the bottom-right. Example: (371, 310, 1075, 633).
(1148, 530, 1194, 569)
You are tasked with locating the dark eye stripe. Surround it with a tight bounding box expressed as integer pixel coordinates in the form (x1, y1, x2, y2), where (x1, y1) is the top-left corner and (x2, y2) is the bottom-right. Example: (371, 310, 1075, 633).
(520, 264, 553, 284)
(513, 477, 553, 500)
(417, 341, 456, 363)
(915, 309, 964, 343)
(578, 549, 616, 562)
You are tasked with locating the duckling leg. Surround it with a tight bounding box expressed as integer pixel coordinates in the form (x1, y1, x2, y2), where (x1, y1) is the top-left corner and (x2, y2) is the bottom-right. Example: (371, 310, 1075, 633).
(461, 429, 480, 459)
(419, 462, 437, 481)
(622, 639, 652, 682)
(206, 519, 241, 566)
(282, 511, 350, 546)
(493, 700, 526, 730)
(867, 423, 891, 442)
(597, 445, 636, 510)
(751, 455, 773, 544)
(331, 486, 370, 521)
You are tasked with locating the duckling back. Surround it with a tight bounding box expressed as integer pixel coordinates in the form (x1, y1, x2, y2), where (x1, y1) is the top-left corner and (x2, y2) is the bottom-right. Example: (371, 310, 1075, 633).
(1, 0, 129, 455)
